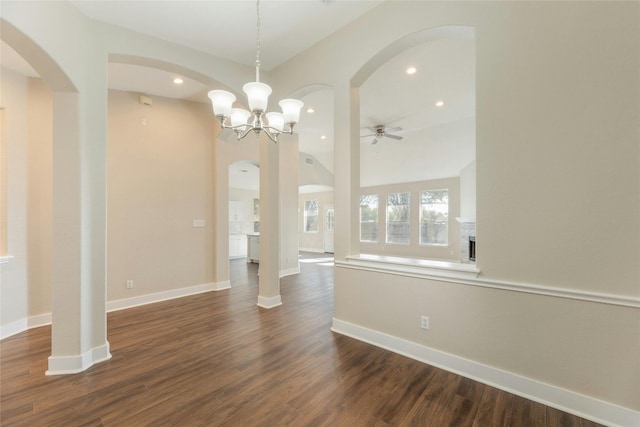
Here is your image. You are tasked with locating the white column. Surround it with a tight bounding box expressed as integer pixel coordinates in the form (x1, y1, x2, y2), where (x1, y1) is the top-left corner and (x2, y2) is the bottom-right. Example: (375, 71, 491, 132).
(47, 91, 110, 374)
(257, 135, 281, 308)
(333, 82, 360, 261)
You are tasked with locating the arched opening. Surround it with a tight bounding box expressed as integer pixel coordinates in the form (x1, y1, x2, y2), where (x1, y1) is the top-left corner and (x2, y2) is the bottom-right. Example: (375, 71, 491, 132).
(354, 26, 476, 264)
(0, 18, 111, 375)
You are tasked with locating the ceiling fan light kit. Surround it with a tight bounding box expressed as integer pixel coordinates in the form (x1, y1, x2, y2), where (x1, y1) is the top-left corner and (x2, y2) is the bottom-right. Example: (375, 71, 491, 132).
(361, 124, 403, 145)
(208, 0, 303, 143)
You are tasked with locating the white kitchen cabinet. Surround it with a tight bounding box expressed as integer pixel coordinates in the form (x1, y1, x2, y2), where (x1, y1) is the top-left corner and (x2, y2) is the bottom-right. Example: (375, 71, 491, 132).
(229, 201, 244, 222)
(229, 234, 247, 259)
(247, 234, 259, 263)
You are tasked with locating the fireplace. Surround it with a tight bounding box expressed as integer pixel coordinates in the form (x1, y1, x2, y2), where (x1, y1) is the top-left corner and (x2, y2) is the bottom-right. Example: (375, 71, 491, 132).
(469, 236, 476, 262)
(456, 217, 476, 264)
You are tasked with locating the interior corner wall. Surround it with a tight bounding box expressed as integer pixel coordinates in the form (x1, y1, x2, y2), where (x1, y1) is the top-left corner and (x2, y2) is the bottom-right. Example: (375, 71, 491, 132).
(106, 89, 217, 302)
(0, 69, 53, 335)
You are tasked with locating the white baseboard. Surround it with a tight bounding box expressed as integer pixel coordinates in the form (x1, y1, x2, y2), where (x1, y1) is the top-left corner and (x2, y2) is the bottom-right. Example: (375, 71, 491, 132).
(298, 247, 325, 254)
(107, 282, 217, 312)
(1, 313, 53, 340)
(257, 295, 282, 309)
(2, 282, 222, 340)
(0, 318, 28, 340)
(331, 318, 639, 427)
(28, 312, 52, 328)
(212, 280, 231, 291)
(46, 342, 112, 375)
(280, 266, 300, 277)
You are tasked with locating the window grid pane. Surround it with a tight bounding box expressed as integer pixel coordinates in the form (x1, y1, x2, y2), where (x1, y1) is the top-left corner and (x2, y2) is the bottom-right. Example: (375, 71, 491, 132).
(386, 192, 410, 244)
(360, 195, 378, 242)
(420, 190, 448, 245)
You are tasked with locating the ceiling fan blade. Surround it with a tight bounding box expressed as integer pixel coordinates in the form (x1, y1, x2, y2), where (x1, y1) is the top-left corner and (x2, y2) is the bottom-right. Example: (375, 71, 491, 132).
(371, 138, 378, 145)
(385, 127, 403, 133)
(385, 134, 403, 140)
(360, 133, 376, 138)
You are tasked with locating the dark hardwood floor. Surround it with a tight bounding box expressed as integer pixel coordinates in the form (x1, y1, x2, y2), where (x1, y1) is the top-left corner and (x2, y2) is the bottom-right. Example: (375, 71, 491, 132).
(1, 253, 603, 426)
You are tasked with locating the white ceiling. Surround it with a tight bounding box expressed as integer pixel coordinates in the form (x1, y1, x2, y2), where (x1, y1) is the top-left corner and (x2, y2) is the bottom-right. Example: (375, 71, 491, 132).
(1, 0, 475, 190)
(70, 0, 383, 71)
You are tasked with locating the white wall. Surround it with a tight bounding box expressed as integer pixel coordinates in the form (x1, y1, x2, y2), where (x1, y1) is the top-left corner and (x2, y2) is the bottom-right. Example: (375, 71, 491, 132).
(459, 160, 476, 219)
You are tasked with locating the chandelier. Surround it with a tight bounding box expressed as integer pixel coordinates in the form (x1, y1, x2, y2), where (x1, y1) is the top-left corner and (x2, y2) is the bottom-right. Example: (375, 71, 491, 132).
(208, 0, 303, 143)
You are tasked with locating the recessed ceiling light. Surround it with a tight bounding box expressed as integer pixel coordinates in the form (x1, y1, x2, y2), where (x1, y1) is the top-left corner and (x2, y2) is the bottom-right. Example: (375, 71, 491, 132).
(320, 135, 327, 140)
(435, 100, 445, 107)
(406, 66, 417, 75)
(173, 77, 184, 85)
(306, 107, 315, 113)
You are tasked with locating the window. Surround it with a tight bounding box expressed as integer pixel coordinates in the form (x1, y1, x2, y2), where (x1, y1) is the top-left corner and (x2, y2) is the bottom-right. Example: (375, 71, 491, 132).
(360, 195, 378, 242)
(386, 192, 410, 244)
(304, 200, 319, 233)
(420, 190, 449, 245)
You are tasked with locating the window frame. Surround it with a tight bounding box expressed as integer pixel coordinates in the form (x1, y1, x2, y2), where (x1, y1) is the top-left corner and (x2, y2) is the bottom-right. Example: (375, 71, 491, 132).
(385, 191, 411, 245)
(359, 194, 379, 243)
(419, 189, 449, 246)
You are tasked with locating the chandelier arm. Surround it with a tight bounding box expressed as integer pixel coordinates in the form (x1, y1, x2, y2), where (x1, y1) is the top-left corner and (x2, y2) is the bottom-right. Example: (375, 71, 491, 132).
(264, 130, 279, 143)
(235, 126, 255, 140)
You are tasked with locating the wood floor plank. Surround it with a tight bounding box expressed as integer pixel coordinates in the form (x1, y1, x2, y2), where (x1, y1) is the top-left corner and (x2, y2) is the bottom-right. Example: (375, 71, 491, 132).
(0, 253, 606, 427)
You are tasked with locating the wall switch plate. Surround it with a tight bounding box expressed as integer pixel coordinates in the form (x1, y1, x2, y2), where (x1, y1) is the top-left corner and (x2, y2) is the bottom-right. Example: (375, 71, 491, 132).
(192, 220, 205, 227)
(421, 316, 430, 330)
(126, 280, 133, 289)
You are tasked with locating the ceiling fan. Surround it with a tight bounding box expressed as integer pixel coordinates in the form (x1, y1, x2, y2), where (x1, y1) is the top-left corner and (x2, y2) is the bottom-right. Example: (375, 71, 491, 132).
(360, 125, 403, 145)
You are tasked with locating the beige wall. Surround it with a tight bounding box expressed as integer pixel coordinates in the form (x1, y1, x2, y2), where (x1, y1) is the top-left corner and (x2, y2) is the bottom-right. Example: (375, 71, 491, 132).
(273, 0, 640, 413)
(360, 177, 460, 261)
(299, 190, 334, 252)
(107, 90, 216, 301)
(0, 69, 52, 332)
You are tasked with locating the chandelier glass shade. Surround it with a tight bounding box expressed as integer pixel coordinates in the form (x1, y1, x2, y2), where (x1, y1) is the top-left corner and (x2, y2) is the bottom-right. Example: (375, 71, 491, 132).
(208, 0, 303, 143)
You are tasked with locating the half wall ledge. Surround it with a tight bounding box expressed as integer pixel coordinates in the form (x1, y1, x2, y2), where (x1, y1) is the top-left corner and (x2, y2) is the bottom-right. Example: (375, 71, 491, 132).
(342, 254, 480, 281)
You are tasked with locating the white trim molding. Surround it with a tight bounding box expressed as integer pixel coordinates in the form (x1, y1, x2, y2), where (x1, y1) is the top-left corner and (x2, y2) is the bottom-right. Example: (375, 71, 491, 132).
(280, 266, 300, 278)
(1, 313, 53, 340)
(46, 342, 112, 376)
(212, 280, 231, 291)
(0, 318, 28, 340)
(299, 247, 325, 254)
(331, 319, 639, 427)
(0, 255, 14, 264)
(107, 282, 217, 312)
(257, 295, 282, 309)
(338, 255, 640, 309)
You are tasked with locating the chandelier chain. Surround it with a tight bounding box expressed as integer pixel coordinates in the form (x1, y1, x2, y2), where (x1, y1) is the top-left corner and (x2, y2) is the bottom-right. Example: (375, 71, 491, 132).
(255, 0, 261, 74)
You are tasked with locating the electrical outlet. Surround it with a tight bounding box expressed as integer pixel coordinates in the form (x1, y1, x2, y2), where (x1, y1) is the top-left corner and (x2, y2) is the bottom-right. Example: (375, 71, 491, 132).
(420, 315, 430, 330)
(126, 280, 133, 289)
